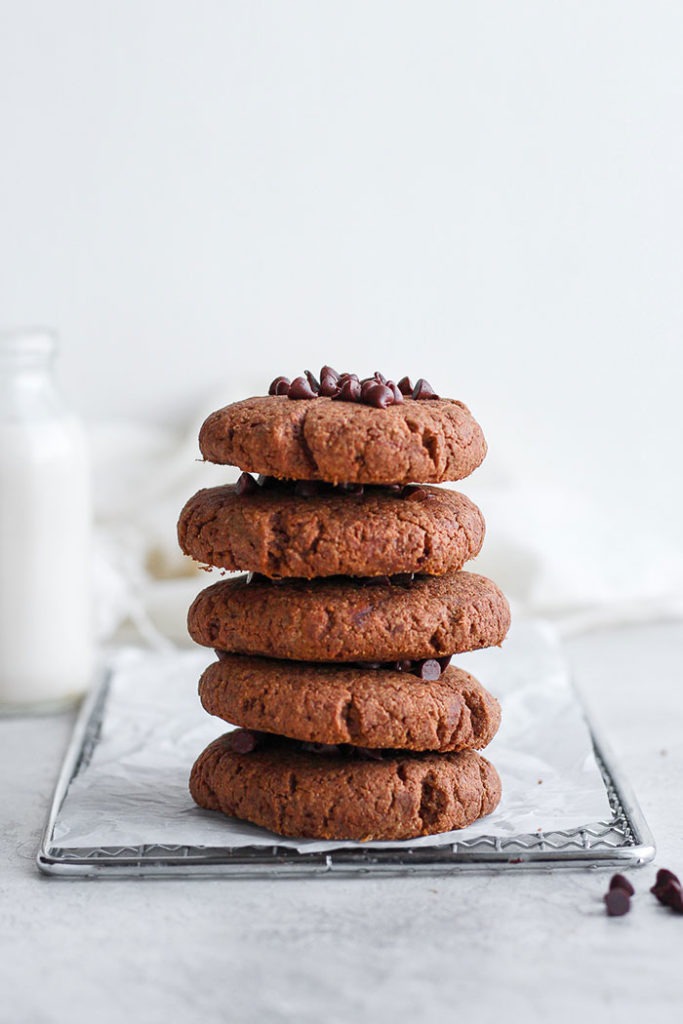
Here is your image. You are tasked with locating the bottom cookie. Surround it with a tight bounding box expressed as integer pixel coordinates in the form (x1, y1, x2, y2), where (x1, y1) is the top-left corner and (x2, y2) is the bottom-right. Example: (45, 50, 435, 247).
(189, 731, 502, 841)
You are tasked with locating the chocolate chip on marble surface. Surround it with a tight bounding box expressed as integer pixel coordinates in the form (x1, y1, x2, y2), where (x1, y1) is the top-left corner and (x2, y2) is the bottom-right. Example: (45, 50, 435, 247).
(609, 874, 635, 897)
(604, 888, 631, 917)
(235, 472, 259, 495)
(659, 883, 683, 913)
(651, 868, 680, 892)
(412, 378, 439, 400)
(268, 375, 291, 396)
(651, 869, 683, 911)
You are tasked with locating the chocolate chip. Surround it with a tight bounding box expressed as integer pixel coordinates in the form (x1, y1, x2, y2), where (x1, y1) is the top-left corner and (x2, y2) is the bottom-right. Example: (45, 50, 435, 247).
(304, 369, 320, 393)
(395, 659, 413, 672)
(258, 475, 290, 490)
(384, 484, 403, 494)
(235, 472, 259, 496)
(363, 382, 394, 408)
(658, 883, 683, 912)
(355, 746, 384, 761)
(288, 375, 318, 399)
(338, 372, 359, 383)
(214, 649, 230, 661)
(373, 371, 387, 384)
(604, 888, 631, 917)
(362, 575, 392, 587)
(334, 378, 362, 402)
(268, 375, 290, 396)
(319, 374, 340, 397)
(387, 381, 404, 404)
(651, 868, 680, 891)
(247, 572, 286, 586)
(418, 659, 442, 681)
(320, 365, 339, 382)
(438, 655, 452, 671)
(228, 730, 260, 754)
(412, 378, 439, 400)
(356, 661, 383, 670)
(360, 379, 378, 400)
(397, 376, 413, 396)
(392, 573, 416, 586)
(294, 480, 320, 497)
(402, 485, 429, 501)
(609, 874, 635, 896)
(301, 742, 341, 756)
(651, 869, 683, 911)
(338, 482, 364, 495)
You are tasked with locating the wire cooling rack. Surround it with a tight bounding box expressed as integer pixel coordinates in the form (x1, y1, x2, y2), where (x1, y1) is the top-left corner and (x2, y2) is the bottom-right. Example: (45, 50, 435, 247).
(37, 670, 655, 878)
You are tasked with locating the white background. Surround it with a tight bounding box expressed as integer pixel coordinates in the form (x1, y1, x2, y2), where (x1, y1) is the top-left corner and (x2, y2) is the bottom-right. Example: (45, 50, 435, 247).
(1, 1, 682, 550)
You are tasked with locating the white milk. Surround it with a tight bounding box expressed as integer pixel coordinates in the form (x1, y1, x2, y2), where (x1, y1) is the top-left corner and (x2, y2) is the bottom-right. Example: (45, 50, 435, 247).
(0, 334, 92, 711)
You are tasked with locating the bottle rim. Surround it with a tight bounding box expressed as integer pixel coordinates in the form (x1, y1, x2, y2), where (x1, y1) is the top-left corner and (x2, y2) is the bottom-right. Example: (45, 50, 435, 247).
(0, 328, 57, 358)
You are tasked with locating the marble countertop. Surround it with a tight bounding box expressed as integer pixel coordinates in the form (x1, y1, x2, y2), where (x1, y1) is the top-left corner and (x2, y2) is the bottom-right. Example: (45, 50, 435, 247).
(2, 621, 682, 1024)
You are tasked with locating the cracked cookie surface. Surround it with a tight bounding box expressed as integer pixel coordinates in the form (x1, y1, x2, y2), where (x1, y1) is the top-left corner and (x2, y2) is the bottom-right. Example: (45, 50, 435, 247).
(190, 732, 501, 840)
(178, 484, 485, 578)
(198, 656, 501, 752)
(198, 395, 487, 484)
(188, 571, 511, 662)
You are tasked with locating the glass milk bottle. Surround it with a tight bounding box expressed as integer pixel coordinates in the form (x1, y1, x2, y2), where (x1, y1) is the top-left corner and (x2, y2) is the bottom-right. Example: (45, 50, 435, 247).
(0, 329, 92, 713)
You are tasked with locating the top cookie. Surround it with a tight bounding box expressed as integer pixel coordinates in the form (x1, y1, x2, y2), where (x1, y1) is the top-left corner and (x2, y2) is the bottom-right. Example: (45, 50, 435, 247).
(198, 396, 487, 485)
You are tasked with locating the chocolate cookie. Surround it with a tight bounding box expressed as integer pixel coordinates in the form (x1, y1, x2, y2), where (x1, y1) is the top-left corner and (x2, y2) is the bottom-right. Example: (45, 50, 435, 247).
(198, 396, 487, 485)
(188, 571, 510, 662)
(190, 732, 502, 840)
(198, 656, 501, 752)
(178, 483, 485, 578)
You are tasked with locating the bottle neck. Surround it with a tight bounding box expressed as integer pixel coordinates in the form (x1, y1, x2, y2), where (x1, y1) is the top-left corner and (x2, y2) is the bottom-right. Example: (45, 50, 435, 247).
(0, 331, 64, 420)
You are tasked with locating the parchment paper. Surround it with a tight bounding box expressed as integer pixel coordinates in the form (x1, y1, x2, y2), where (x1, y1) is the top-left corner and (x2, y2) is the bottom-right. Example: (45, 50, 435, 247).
(52, 621, 612, 852)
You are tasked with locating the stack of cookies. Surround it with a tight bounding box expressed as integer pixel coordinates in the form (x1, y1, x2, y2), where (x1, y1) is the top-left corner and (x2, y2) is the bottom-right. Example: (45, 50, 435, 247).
(178, 369, 510, 841)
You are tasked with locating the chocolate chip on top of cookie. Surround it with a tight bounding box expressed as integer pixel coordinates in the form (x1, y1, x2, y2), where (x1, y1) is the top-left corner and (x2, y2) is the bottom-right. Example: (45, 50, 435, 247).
(268, 367, 439, 406)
